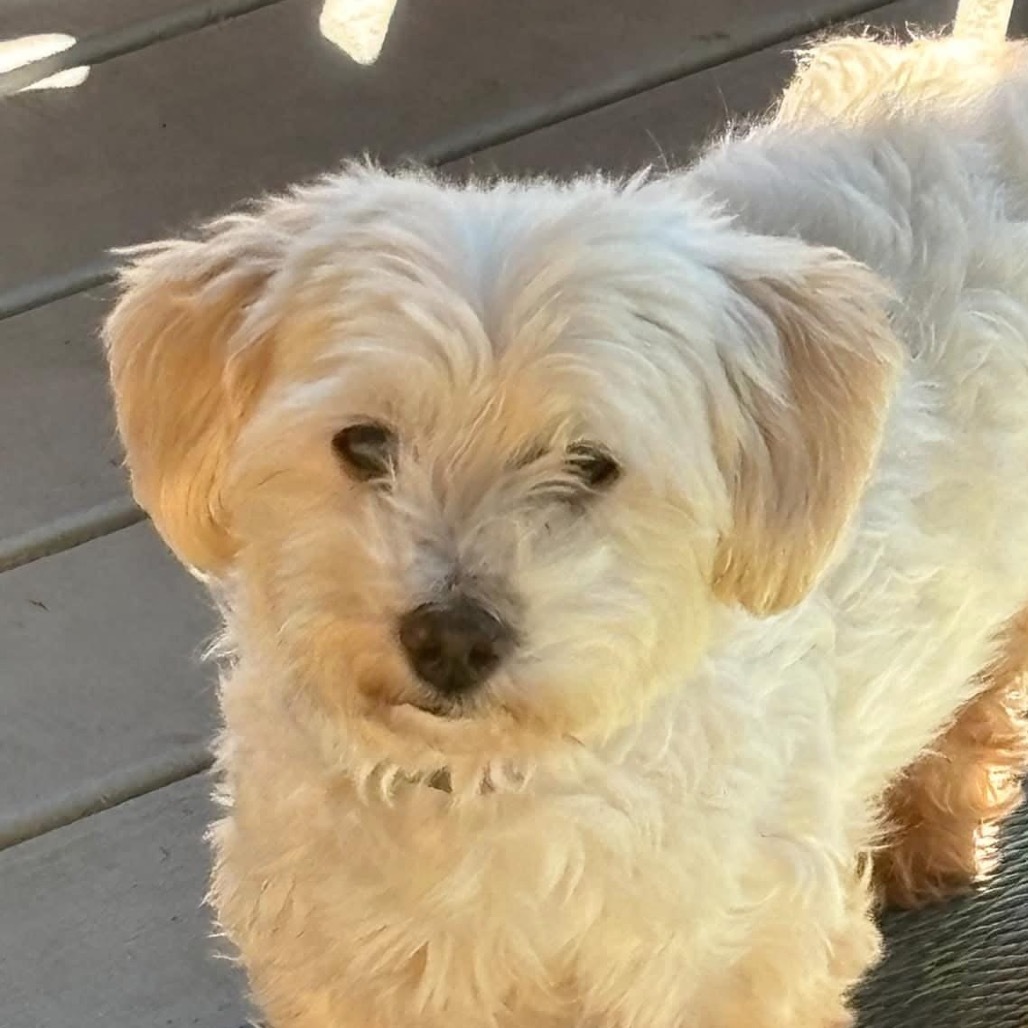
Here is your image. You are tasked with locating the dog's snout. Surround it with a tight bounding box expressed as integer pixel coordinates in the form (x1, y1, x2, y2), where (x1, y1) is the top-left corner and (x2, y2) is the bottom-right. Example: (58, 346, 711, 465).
(398, 597, 514, 696)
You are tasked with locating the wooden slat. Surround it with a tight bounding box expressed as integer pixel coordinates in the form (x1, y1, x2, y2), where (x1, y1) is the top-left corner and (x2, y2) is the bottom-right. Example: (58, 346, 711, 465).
(0, 289, 128, 560)
(0, 523, 215, 848)
(0, 775, 250, 1028)
(454, 0, 979, 179)
(0, 2, 291, 98)
(0, 0, 192, 38)
(0, 0, 889, 309)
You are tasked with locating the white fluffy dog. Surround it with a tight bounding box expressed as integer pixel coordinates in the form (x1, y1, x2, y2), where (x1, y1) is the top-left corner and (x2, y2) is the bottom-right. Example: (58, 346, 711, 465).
(104, 22, 1028, 1028)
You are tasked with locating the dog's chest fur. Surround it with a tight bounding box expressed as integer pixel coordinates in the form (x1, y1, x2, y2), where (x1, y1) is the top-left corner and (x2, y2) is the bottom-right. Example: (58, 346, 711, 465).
(213, 631, 860, 1026)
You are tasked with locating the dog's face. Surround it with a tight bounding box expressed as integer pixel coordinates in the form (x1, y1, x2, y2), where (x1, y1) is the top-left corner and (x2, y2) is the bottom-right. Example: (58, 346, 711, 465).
(104, 169, 901, 783)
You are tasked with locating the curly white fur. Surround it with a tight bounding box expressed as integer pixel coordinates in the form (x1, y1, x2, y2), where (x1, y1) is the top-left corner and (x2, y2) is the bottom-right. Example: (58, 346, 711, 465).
(104, 28, 1028, 1028)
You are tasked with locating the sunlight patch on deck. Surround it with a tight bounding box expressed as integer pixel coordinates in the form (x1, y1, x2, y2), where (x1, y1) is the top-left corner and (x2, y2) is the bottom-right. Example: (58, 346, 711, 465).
(319, 0, 399, 66)
(0, 34, 88, 92)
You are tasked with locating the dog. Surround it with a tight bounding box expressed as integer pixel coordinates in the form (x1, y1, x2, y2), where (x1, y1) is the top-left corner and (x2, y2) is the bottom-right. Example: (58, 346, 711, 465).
(102, 11, 1028, 1028)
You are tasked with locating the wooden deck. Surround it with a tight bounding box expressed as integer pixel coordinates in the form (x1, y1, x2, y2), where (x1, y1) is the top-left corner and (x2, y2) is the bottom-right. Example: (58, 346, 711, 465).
(1, 1, 1027, 1025)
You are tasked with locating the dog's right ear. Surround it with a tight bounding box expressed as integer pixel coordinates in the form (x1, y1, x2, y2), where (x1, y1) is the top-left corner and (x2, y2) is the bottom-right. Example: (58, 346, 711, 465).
(708, 244, 902, 616)
(103, 217, 287, 574)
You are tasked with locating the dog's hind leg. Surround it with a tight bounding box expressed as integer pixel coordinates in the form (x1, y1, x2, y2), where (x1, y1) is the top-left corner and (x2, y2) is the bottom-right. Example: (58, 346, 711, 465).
(873, 607, 1028, 908)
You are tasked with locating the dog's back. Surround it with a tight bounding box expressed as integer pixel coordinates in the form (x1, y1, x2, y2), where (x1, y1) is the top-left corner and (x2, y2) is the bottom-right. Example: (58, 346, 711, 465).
(777, 34, 1026, 122)
(775, 32, 1028, 211)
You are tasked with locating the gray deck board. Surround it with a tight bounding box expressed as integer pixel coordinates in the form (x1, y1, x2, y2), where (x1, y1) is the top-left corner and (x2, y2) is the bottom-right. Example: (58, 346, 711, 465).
(0, 289, 125, 557)
(0, 774, 250, 1028)
(0, 523, 215, 848)
(0, 0, 886, 306)
(0, 3, 293, 99)
(0, 0, 194, 38)
(455, 0, 1028, 180)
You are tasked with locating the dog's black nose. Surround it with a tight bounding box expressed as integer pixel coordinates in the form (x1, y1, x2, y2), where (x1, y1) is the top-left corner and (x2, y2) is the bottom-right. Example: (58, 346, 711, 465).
(398, 598, 514, 696)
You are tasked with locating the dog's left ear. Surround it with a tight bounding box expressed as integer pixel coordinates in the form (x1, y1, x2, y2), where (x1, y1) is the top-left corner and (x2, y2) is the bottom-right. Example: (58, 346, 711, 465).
(710, 244, 903, 616)
(103, 218, 287, 574)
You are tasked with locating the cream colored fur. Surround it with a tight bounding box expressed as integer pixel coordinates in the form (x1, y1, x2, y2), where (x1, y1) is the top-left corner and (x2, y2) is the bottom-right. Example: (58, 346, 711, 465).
(104, 29, 1028, 1028)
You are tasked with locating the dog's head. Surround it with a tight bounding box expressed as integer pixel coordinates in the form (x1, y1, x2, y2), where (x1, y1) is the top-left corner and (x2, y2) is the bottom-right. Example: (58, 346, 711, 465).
(104, 168, 901, 787)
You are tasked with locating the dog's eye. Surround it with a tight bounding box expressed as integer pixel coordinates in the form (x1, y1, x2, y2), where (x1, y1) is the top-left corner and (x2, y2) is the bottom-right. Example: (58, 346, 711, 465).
(567, 443, 621, 491)
(332, 423, 397, 482)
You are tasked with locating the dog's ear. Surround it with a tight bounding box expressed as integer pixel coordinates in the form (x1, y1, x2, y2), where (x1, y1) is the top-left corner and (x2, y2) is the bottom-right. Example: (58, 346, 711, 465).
(103, 219, 286, 574)
(710, 246, 902, 616)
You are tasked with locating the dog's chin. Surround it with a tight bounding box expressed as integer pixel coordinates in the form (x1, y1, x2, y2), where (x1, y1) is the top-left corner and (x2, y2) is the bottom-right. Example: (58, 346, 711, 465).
(338, 682, 584, 797)
(343, 701, 519, 798)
